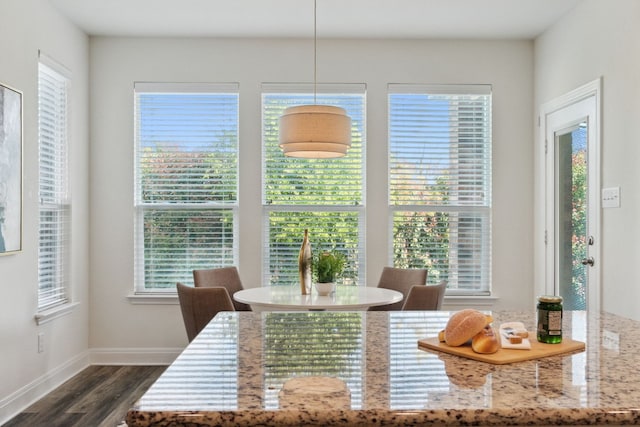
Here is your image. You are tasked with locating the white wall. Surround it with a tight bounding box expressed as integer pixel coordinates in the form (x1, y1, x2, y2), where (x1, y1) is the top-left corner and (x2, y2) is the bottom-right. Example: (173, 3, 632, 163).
(89, 37, 535, 353)
(0, 0, 89, 423)
(534, 0, 640, 320)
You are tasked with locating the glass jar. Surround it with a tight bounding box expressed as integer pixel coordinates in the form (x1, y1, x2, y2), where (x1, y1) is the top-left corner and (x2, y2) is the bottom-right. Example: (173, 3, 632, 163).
(537, 295, 563, 343)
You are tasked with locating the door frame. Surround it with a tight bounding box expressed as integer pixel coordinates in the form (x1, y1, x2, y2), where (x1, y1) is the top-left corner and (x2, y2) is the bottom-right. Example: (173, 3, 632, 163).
(538, 78, 602, 312)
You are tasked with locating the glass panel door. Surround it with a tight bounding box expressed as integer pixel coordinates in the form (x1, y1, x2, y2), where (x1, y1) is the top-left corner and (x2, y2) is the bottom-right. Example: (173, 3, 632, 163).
(555, 123, 587, 310)
(543, 81, 600, 314)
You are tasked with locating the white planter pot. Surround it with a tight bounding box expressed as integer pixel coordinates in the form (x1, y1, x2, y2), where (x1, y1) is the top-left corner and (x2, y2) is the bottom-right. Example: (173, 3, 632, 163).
(315, 282, 335, 296)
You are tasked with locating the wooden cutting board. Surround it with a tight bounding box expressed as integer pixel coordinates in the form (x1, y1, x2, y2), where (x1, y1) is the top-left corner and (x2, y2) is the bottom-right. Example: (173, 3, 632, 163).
(418, 336, 585, 365)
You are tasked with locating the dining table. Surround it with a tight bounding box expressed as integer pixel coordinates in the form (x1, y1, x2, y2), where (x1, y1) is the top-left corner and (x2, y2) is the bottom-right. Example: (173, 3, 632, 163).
(126, 309, 640, 426)
(233, 284, 403, 311)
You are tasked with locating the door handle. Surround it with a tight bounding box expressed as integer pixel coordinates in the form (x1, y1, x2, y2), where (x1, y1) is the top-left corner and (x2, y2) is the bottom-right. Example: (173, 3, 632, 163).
(581, 256, 595, 266)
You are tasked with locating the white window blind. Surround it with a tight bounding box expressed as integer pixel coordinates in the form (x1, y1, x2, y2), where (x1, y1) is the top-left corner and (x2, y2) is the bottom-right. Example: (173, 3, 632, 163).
(38, 58, 70, 310)
(134, 82, 239, 292)
(388, 84, 492, 294)
(262, 83, 366, 287)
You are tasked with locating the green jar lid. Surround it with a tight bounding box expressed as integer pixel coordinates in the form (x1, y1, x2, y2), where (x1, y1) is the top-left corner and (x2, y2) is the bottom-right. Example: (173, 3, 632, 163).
(538, 295, 563, 303)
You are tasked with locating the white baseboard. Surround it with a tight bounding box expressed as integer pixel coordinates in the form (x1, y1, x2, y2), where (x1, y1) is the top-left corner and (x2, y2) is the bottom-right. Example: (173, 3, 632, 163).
(89, 347, 182, 365)
(0, 351, 90, 425)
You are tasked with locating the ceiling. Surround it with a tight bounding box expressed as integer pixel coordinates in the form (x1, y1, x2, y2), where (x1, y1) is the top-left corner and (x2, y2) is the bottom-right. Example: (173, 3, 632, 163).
(49, 0, 583, 39)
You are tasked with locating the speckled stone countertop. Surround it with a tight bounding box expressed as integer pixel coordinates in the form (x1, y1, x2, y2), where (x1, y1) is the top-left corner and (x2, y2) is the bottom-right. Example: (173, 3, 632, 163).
(127, 310, 640, 426)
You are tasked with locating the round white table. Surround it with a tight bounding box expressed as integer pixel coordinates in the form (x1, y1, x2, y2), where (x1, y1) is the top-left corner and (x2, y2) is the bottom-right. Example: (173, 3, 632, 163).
(234, 285, 403, 311)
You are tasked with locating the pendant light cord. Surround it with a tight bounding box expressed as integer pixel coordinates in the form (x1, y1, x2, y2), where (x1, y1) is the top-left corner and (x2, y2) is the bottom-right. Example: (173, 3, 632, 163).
(313, 0, 317, 104)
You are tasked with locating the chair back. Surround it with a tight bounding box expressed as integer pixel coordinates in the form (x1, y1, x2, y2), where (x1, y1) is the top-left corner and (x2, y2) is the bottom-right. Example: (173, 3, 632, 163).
(176, 283, 235, 342)
(401, 280, 447, 310)
(370, 267, 428, 311)
(193, 266, 251, 311)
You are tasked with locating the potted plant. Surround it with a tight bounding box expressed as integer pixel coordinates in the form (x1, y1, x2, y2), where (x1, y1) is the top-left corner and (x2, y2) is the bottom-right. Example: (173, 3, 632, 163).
(314, 251, 346, 295)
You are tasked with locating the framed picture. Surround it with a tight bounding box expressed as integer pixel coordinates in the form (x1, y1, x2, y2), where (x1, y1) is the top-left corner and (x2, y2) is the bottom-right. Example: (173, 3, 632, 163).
(0, 82, 23, 254)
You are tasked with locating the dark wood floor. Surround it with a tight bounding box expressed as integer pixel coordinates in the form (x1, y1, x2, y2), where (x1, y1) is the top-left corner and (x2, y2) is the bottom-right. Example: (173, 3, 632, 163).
(3, 365, 165, 427)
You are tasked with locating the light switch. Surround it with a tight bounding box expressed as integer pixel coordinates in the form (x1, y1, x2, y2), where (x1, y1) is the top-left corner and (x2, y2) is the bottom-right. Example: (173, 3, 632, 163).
(602, 187, 620, 208)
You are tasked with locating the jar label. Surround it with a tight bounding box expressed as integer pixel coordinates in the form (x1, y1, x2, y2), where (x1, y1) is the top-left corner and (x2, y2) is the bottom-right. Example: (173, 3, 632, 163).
(547, 310, 562, 335)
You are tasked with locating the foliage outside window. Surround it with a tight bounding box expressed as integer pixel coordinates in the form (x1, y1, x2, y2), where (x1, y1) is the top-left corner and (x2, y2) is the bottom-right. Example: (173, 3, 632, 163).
(134, 83, 239, 292)
(262, 83, 366, 287)
(388, 84, 492, 294)
(38, 58, 71, 310)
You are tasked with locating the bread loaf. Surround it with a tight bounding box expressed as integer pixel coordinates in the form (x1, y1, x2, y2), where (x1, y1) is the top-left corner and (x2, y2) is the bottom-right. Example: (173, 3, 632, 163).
(471, 326, 501, 354)
(444, 309, 490, 347)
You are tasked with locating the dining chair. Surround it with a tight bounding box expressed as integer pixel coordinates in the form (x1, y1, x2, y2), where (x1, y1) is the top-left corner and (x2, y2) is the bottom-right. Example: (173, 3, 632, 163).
(176, 282, 235, 342)
(193, 266, 252, 311)
(369, 266, 428, 311)
(401, 280, 447, 310)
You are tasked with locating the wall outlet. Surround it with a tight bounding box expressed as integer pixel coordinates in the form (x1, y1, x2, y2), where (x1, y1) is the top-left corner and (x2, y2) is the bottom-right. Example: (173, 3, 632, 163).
(602, 329, 619, 352)
(38, 332, 44, 353)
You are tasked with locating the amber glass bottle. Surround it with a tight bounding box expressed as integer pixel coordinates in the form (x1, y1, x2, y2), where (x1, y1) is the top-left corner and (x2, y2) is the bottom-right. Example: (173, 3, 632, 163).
(298, 229, 312, 295)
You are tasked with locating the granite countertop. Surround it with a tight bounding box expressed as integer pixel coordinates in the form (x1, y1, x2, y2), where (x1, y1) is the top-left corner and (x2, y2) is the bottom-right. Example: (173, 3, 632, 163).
(127, 310, 640, 426)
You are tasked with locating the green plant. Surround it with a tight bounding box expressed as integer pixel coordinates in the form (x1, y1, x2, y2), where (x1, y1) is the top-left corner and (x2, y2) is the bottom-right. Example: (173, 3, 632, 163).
(314, 251, 346, 283)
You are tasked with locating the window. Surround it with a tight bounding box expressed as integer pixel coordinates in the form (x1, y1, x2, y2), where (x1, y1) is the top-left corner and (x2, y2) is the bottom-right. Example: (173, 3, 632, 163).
(134, 83, 239, 292)
(38, 57, 70, 310)
(388, 84, 492, 294)
(262, 83, 366, 286)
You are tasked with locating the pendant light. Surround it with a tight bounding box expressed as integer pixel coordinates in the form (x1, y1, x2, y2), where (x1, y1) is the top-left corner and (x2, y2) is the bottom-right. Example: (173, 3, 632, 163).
(278, 0, 352, 158)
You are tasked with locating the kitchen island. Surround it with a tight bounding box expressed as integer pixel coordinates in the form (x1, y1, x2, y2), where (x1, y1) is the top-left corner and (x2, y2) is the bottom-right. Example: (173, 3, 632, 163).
(127, 310, 640, 426)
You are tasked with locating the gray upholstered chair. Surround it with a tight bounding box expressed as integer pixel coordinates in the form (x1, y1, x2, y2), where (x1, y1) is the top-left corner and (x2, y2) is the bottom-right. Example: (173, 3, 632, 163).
(369, 266, 428, 311)
(176, 282, 235, 342)
(401, 280, 447, 310)
(193, 266, 251, 311)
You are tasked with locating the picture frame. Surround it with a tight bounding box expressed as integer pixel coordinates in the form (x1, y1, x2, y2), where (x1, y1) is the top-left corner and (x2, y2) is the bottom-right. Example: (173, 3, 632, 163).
(0, 81, 23, 255)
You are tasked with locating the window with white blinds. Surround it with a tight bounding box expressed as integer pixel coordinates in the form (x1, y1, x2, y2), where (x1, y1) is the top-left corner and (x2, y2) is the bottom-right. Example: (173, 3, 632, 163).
(388, 84, 491, 294)
(262, 83, 366, 287)
(134, 82, 239, 292)
(38, 59, 70, 310)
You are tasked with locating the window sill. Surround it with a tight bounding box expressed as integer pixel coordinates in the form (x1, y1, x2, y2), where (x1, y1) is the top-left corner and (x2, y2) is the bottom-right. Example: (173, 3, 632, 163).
(442, 295, 498, 310)
(127, 293, 178, 305)
(126, 293, 495, 308)
(35, 302, 80, 325)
